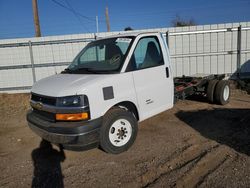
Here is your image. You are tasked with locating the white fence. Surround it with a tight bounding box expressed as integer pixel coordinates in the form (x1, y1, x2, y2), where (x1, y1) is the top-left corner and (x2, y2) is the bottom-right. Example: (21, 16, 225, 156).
(0, 22, 250, 93)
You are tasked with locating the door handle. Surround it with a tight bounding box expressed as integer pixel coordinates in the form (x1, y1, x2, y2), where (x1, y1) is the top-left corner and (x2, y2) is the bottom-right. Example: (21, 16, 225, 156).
(166, 67, 169, 78)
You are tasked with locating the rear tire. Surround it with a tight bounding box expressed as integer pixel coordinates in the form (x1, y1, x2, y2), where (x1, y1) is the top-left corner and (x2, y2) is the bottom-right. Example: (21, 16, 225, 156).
(214, 80, 230, 105)
(100, 108, 138, 154)
(207, 80, 218, 103)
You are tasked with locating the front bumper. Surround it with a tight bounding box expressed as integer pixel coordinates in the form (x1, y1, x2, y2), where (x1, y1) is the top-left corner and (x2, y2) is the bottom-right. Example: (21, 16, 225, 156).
(27, 110, 102, 150)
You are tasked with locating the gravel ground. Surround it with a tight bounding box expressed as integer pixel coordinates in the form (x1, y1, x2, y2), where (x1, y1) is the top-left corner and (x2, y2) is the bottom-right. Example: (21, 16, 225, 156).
(0, 90, 249, 188)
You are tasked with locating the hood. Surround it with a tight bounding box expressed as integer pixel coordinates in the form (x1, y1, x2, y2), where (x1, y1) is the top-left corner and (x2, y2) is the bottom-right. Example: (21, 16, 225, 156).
(31, 73, 111, 97)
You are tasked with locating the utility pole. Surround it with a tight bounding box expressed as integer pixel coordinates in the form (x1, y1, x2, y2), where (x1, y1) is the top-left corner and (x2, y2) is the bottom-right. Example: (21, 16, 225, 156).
(32, 0, 41, 37)
(96, 15, 99, 33)
(105, 6, 110, 32)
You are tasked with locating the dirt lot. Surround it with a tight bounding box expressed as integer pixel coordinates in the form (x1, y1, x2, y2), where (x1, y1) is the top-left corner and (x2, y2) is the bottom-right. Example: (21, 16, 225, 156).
(0, 91, 250, 188)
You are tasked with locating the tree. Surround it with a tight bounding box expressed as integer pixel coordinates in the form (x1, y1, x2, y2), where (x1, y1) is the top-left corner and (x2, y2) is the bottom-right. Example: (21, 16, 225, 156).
(124, 27, 133, 31)
(172, 15, 196, 27)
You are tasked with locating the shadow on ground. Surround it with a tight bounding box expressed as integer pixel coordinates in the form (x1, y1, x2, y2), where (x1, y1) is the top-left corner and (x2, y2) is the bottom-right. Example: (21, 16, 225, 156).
(31, 140, 66, 188)
(186, 94, 210, 103)
(176, 108, 250, 156)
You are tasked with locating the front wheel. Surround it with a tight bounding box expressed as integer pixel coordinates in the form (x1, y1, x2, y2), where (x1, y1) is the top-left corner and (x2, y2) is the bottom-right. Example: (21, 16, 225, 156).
(100, 108, 138, 154)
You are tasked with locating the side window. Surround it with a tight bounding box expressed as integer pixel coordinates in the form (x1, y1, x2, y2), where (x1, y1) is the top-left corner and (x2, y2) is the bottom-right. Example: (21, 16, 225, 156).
(127, 37, 163, 71)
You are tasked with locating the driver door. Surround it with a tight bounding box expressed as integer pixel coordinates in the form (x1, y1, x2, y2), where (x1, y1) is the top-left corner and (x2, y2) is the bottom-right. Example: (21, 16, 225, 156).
(127, 36, 173, 121)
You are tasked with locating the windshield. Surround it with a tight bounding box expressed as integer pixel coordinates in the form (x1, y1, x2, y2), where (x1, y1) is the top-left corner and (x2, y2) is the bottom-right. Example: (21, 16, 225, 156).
(63, 37, 134, 74)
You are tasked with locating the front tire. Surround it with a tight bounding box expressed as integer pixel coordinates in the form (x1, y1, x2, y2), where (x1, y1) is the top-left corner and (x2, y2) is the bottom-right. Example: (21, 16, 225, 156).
(100, 108, 138, 154)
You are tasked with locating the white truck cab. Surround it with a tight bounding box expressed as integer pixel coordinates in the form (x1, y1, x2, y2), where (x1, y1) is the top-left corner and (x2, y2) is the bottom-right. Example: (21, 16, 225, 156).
(27, 32, 174, 153)
(27, 32, 230, 154)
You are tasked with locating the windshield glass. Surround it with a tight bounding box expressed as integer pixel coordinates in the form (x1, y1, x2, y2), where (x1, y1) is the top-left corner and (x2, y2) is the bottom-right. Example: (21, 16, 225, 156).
(64, 37, 134, 74)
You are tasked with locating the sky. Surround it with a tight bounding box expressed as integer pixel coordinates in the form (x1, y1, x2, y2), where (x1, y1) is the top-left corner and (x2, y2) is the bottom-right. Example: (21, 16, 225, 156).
(0, 0, 250, 39)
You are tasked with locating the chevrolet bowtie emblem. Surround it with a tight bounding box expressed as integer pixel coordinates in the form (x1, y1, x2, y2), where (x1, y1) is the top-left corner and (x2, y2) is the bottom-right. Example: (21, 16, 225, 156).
(34, 102, 43, 110)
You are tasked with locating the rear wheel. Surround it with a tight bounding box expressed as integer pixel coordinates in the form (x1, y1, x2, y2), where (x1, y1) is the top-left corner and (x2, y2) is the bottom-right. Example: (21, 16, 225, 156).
(207, 80, 218, 103)
(214, 80, 230, 105)
(100, 108, 138, 154)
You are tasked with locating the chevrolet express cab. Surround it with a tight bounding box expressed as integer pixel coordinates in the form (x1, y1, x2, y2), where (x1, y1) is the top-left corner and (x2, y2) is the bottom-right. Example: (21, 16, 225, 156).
(27, 32, 230, 154)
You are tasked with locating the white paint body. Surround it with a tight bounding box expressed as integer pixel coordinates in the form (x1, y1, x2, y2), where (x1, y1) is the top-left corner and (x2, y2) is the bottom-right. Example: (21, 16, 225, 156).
(31, 32, 174, 122)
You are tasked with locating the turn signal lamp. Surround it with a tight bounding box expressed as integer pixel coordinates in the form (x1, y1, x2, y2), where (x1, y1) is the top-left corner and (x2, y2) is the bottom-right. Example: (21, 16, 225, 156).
(56, 112, 89, 121)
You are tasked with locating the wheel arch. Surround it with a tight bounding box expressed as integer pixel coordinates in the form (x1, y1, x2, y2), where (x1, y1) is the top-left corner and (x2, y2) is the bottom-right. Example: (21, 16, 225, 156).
(106, 101, 140, 121)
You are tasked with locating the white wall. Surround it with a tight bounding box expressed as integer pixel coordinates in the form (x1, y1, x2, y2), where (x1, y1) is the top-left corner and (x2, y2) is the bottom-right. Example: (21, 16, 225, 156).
(0, 22, 250, 93)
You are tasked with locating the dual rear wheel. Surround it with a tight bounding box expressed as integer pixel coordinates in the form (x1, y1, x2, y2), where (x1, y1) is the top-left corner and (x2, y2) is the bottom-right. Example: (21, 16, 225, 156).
(207, 80, 230, 105)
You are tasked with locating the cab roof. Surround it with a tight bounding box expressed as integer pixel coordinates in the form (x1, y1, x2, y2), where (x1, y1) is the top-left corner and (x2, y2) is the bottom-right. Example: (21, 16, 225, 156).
(95, 31, 162, 41)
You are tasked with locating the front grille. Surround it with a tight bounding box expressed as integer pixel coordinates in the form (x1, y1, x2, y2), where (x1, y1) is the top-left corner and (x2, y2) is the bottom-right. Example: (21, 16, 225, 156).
(33, 108, 55, 122)
(31, 93, 56, 106)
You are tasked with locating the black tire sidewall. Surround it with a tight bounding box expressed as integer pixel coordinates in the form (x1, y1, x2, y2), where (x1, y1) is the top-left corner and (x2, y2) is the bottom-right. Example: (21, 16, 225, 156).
(214, 80, 230, 105)
(100, 109, 138, 154)
(207, 80, 218, 103)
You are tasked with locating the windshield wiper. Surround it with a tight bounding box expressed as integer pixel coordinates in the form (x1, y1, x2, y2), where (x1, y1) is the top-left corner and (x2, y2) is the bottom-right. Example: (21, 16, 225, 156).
(62, 67, 105, 74)
(76, 67, 101, 73)
(61, 68, 73, 74)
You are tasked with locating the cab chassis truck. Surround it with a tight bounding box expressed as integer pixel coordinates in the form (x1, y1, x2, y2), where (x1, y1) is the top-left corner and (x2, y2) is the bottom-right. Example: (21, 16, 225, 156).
(27, 32, 230, 154)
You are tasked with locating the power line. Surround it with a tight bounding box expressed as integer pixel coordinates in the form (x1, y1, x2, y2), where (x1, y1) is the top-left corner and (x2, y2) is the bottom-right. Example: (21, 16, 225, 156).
(63, 0, 90, 32)
(50, 0, 95, 22)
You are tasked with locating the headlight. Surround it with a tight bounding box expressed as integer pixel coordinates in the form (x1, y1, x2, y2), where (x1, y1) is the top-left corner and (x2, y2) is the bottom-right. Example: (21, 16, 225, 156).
(56, 95, 88, 107)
